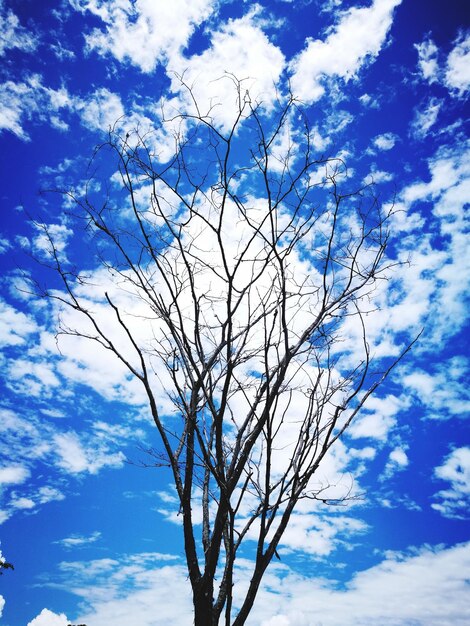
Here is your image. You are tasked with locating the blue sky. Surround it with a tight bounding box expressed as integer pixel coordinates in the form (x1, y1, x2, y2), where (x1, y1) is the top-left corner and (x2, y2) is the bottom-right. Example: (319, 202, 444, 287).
(0, 0, 469, 624)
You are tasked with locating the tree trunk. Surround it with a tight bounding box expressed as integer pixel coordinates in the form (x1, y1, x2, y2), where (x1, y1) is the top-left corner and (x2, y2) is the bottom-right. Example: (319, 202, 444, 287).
(193, 576, 215, 626)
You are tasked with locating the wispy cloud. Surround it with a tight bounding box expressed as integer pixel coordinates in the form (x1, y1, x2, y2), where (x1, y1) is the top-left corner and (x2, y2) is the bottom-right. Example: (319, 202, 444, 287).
(53, 431, 125, 475)
(415, 31, 470, 98)
(401, 357, 470, 420)
(410, 97, 442, 139)
(72, 0, 218, 73)
(415, 37, 439, 84)
(55, 531, 102, 549)
(432, 447, 470, 519)
(30, 543, 470, 625)
(0, 298, 38, 347)
(288, 0, 401, 103)
(380, 447, 409, 481)
(0, 0, 38, 57)
(0, 76, 73, 140)
(444, 32, 470, 97)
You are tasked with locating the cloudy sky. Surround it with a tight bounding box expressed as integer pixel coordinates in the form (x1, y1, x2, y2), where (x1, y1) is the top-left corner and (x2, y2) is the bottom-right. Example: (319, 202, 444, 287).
(0, 0, 469, 624)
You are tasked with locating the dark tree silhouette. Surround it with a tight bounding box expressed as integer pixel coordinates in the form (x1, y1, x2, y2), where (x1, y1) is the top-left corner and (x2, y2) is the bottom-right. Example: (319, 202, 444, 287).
(37, 78, 416, 625)
(0, 560, 13, 575)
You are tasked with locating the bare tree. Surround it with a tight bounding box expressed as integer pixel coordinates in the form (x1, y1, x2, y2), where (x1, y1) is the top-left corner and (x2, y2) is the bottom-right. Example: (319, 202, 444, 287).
(0, 557, 13, 576)
(37, 78, 416, 625)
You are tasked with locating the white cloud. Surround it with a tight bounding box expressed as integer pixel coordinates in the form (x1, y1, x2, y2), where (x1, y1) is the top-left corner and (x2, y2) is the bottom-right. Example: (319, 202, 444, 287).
(50, 42, 75, 61)
(27, 608, 69, 626)
(11, 495, 35, 509)
(389, 448, 408, 466)
(0, 551, 11, 622)
(6, 358, 61, 399)
(0, 76, 73, 140)
(401, 357, 470, 420)
(31, 222, 73, 263)
(54, 331, 147, 406)
(0, 236, 11, 254)
(73, 0, 217, 73)
(78, 87, 125, 132)
(415, 32, 470, 98)
(0, 77, 129, 140)
(372, 132, 397, 151)
(348, 394, 407, 441)
(0, 408, 51, 465)
(435, 447, 470, 487)
(44, 543, 470, 625)
(55, 531, 102, 548)
(432, 447, 470, 519)
(0, 465, 30, 485)
(7, 484, 65, 514)
(0, 285, 152, 497)
(249, 542, 470, 625)
(0, 0, 38, 57)
(0, 402, 129, 523)
(362, 166, 393, 184)
(275, 513, 367, 556)
(445, 32, 470, 97)
(415, 37, 439, 84)
(262, 617, 290, 626)
(380, 446, 409, 481)
(167, 9, 286, 131)
(53, 431, 125, 475)
(410, 97, 442, 140)
(0, 80, 36, 139)
(1, 278, 149, 409)
(379, 493, 421, 512)
(0, 299, 38, 347)
(56, 554, 189, 624)
(37, 486, 66, 505)
(358, 92, 380, 109)
(289, 0, 401, 103)
(394, 141, 470, 346)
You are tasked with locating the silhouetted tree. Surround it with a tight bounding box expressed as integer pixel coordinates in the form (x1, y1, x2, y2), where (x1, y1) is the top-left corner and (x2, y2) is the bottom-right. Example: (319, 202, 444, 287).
(38, 77, 416, 625)
(0, 560, 13, 575)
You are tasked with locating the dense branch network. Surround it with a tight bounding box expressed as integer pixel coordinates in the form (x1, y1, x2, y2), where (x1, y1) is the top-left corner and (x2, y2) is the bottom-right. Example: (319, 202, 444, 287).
(37, 78, 415, 625)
